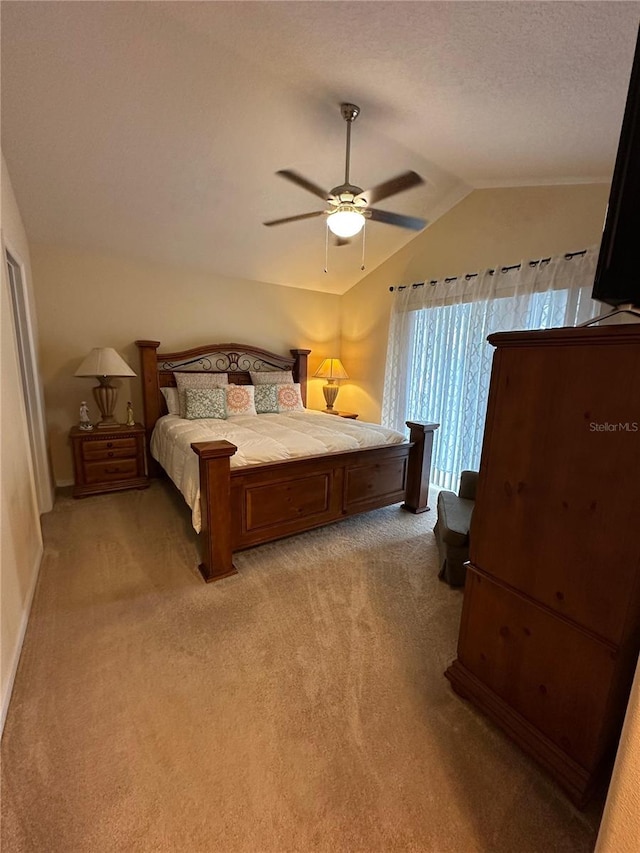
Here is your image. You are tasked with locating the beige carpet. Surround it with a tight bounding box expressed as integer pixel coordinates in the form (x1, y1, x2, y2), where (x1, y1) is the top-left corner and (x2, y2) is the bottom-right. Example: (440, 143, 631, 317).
(1, 480, 602, 852)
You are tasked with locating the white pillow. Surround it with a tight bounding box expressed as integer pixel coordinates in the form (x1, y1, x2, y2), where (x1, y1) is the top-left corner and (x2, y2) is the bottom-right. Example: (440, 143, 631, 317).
(174, 372, 228, 418)
(160, 387, 180, 415)
(250, 370, 294, 385)
(226, 384, 257, 416)
(275, 383, 304, 412)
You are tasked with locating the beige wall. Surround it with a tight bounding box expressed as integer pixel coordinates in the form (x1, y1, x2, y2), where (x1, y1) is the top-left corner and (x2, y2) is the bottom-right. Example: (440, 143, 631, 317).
(596, 659, 640, 852)
(1, 156, 44, 725)
(30, 245, 342, 484)
(338, 183, 611, 422)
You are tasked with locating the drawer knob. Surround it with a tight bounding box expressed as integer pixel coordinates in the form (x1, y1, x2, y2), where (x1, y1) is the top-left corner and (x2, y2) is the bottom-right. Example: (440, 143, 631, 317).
(107, 442, 113, 448)
(108, 452, 114, 458)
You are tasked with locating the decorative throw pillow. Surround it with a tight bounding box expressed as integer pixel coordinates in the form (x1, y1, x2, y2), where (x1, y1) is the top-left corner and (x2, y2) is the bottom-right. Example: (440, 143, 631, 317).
(184, 388, 227, 420)
(174, 372, 228, 418)
(250, 370, 294, 385)
(226, 384, 257, 416)
(276, 383, 304, 412)
(160, 387, 180, 415)
(253, 384, 279, 414)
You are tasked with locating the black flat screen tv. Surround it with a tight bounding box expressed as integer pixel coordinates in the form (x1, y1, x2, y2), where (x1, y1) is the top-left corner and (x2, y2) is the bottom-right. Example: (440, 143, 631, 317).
(592, 26, 640, 308)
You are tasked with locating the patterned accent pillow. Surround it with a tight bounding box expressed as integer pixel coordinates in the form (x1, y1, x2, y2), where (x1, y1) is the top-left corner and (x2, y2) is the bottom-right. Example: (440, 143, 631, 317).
(174, 372, 228, 418)
(254, 384, 279, 414)
(226, 384, 257, 416)
(160, 387, 180, 415)
(184, 388, 227, 420)
(276, 383, 304, 412)
(250, 370, 294, 385)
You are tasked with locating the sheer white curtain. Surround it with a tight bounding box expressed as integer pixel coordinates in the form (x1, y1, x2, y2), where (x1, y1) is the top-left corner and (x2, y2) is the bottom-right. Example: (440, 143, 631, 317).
(381, 249, 600, 490)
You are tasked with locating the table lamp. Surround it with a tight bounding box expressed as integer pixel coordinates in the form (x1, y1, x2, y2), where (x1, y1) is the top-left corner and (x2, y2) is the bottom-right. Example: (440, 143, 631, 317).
(314, 357, 348, 411)
(74, 347, 136, 428)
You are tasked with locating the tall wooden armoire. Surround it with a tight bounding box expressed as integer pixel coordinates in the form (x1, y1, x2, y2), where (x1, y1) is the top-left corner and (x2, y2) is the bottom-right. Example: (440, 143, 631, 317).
(445, 323, 640, 806)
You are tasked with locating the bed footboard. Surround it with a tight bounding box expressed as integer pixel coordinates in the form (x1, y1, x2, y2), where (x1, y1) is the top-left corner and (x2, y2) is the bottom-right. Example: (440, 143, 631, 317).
(191, 421, 438, 583)
(192, 440, 239, 582)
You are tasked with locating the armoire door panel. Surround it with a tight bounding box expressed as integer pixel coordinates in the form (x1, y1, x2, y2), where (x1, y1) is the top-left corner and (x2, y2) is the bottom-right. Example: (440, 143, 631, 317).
(470, 341, 640, 644)
(458, 570, 616, 770)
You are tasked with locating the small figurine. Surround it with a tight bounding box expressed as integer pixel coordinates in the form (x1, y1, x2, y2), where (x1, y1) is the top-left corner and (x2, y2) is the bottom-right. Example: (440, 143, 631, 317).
(79, 401, 93, 431)
(126, 401, 135, 427)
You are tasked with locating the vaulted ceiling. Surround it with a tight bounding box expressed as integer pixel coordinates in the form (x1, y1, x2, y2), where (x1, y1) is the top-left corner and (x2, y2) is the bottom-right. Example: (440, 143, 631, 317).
(2, 1, 639, 294)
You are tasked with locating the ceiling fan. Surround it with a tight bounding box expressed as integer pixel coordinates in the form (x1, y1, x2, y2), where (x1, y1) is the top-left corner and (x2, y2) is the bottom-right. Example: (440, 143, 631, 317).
(263, 103, 427, 242)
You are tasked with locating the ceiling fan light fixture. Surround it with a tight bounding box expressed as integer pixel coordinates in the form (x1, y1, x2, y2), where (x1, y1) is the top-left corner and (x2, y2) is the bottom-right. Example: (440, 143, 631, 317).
(327, 204, 365, 238)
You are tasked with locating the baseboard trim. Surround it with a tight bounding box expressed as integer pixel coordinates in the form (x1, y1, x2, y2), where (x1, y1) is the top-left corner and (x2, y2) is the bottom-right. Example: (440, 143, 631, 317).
(1, 544, 43, 735)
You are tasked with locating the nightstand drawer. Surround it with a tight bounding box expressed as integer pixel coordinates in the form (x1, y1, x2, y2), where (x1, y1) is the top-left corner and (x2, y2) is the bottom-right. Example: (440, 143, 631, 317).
(71, 423, 148, 497)
(84, 458, 139, 484)
(82, 437, 138, 459)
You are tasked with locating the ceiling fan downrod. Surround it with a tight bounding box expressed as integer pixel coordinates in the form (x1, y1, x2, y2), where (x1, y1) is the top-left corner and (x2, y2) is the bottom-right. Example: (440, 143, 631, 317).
(341, 102, 360, 187)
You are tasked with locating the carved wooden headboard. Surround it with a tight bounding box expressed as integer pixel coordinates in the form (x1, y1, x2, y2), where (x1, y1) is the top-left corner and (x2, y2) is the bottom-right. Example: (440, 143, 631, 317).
(135, 340, 311, 448)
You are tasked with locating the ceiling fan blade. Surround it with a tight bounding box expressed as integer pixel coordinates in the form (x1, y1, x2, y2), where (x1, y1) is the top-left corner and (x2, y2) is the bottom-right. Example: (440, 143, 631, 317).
(358, 171, 424, 205)
(263, 210, 325, 227)
(276, 170, 331, 201)
(368, 208, 427, 231)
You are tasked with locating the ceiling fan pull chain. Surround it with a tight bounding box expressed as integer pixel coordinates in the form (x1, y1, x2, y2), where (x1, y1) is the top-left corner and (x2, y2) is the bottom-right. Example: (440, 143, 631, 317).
(361, 222, 366, 271)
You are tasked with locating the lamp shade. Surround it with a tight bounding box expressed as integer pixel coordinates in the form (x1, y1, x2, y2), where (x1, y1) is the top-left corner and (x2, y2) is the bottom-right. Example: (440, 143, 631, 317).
(314, 358, 349, 381)
(74, 347, 136, 378)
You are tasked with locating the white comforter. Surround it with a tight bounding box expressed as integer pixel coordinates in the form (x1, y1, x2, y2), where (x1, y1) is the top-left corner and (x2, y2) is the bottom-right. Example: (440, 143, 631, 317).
(151, 410, 407, 532)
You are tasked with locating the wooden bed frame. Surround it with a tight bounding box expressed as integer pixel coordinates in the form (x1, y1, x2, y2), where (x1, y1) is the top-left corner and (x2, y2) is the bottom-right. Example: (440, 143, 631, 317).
(136, 340, 438, 582)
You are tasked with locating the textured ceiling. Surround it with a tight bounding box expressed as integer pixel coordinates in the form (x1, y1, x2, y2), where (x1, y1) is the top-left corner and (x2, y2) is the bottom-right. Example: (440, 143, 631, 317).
(2, 1, 639, 294)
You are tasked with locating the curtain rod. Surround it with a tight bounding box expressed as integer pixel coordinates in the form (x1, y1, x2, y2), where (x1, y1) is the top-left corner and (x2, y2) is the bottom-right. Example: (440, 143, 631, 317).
(388, 249, 588, 292)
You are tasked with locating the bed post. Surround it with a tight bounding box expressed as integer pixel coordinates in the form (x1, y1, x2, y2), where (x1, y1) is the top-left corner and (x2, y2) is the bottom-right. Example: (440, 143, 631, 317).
(402, 421, 440, 513)
(135, 340, 162, 477)
(191, 440, 238, 582)
(291, 348, 311, 406)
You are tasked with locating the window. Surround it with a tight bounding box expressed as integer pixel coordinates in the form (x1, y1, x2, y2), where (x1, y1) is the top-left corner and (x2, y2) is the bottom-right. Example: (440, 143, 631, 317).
(382, 250, 599, 489)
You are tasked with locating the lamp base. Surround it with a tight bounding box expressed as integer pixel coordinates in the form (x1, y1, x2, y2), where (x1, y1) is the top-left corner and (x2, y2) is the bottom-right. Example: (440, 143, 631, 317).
(95, 417, 120, 429)
(93, 381, 119, 427)
(322, 382, 339, 411)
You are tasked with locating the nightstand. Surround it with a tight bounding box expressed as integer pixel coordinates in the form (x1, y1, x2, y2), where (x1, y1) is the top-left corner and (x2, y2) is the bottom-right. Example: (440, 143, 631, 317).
(70, 423, 149, 497)
(323, 410, 358, 420)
